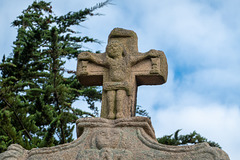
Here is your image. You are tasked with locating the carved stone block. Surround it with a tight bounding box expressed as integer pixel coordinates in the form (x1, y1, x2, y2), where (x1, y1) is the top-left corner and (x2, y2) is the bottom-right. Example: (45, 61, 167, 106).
(0, 117, 230, 160)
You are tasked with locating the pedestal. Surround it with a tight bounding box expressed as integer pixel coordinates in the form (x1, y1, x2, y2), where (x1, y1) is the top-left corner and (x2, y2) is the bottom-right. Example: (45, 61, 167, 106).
(0, 117, 229, 160)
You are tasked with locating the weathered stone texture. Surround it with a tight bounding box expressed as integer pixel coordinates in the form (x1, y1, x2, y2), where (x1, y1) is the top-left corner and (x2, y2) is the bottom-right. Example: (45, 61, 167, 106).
(0, 28, 230, 160)
(0, 117, 229, 160)
(77, 28, 168, 119)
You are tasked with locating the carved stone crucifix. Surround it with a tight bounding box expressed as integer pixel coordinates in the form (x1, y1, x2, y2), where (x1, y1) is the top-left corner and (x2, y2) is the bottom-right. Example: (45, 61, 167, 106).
(77, 28, 168, 119)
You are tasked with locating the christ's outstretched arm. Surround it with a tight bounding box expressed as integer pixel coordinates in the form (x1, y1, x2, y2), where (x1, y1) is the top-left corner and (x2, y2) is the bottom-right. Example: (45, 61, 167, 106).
(130, 49, 163, 66)
(78, 52, 107, 67)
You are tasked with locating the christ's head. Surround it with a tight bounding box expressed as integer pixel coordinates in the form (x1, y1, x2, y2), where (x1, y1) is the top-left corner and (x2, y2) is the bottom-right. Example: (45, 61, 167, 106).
(106, 42, 124, 59)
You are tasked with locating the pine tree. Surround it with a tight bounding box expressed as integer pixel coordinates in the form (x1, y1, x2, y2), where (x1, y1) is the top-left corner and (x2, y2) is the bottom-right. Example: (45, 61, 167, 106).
(0, 0, 109, 152)
(157, 129, 221, 148)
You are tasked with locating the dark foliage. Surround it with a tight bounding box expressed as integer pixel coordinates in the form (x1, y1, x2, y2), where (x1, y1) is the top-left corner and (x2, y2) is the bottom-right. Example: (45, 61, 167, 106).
(157, 129, 221, 148)
(0, 0, 110, 152)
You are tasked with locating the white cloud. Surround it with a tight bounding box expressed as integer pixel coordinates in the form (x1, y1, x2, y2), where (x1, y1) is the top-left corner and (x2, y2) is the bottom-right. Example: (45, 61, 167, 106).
(0, 0, 32, 57)
(151, 103, 240, 160)
(135, 0, 239, 67)
(1, 0, 240, 159)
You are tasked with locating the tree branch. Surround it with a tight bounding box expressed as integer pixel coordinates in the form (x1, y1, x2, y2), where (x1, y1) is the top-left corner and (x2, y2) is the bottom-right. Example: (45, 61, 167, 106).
(0, 97, 32, 141)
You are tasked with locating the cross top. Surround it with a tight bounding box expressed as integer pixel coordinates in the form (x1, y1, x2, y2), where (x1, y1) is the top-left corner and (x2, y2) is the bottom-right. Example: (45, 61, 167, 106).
(107, 28, 138, 54)
(77, 28, 168, 119)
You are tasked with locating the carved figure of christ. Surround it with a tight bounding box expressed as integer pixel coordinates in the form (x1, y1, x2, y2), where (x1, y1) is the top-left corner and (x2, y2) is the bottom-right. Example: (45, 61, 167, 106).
(77, 28, 168, 119)
(78, 41, 160, 119)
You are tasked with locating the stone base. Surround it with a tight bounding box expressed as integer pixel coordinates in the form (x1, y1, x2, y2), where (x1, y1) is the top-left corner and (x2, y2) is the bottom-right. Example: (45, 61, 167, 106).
(0, 117, 229, 160)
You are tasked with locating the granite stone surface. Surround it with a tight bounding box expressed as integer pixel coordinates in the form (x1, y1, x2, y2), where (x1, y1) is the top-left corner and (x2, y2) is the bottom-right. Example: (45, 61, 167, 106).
(0, 28, 230, 160)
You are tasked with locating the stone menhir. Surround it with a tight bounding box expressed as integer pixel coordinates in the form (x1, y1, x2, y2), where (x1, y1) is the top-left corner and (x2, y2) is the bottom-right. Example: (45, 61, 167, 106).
(0, 28, 230, 160)
(77, 28, 167, 119)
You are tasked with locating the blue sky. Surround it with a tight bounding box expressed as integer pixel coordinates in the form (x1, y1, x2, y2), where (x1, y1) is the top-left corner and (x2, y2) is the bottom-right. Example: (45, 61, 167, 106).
(1, 0, 240, 159)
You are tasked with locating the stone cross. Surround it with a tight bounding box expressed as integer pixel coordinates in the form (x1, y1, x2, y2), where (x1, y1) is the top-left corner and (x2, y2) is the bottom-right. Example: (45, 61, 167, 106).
(77, 28, 168, 119)
(0, 28, 229, 160)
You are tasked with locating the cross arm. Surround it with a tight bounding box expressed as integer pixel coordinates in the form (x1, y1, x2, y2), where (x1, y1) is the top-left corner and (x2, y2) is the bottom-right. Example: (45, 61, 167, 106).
(131, 50, 168, 86)
(130, 49, 163, 66)
(77, 52, 106, 86)
(78, 52, 106, 67)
